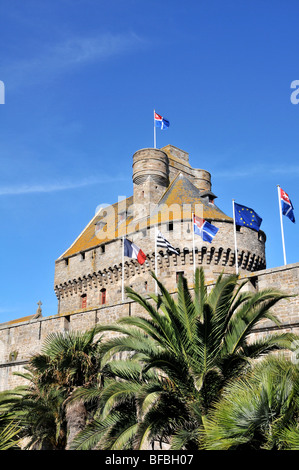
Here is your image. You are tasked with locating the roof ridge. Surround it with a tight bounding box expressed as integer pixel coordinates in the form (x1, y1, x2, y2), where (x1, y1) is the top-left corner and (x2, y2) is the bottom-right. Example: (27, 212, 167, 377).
(154, 172, 187, 207)
(58, 196, 133, 259)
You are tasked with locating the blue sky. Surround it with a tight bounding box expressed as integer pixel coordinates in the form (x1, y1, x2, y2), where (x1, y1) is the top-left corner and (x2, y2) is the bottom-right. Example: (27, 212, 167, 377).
(0, 0, 298, 323)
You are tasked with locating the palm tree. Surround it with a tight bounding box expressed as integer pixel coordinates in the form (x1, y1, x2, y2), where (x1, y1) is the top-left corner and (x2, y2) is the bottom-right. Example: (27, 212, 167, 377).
(0, 327, 104, 450)
(72, 268, 296, 450)
(0, 371, 66, 449)
(201, 355, 299, 450)
(0, 411, 21, 450)
(29, 327, 104, 449)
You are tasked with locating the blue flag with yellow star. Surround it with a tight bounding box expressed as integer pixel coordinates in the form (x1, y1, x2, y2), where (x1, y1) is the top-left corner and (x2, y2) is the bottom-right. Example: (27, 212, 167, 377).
(234, 203, 262, 232)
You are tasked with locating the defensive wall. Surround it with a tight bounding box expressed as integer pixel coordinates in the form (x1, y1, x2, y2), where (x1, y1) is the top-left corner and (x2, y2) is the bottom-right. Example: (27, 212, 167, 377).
(0, 261, 298, 392)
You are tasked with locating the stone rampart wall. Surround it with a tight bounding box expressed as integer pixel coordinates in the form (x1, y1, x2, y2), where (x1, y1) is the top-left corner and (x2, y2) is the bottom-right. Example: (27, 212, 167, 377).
(54, 220, 266, 314)
(0, 262, 298, 392)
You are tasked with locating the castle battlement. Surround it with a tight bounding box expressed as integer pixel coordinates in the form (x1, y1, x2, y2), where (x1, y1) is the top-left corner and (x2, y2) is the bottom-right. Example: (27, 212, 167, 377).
(54, 145, 266, 314)
(1, 144, 297, 393)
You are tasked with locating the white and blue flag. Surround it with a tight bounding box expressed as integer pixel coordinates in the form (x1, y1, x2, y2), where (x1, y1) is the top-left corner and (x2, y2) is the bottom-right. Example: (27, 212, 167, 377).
(279, 187, 295, 223)
(154, 111, 170, 129)
(193, 215, 219, 243)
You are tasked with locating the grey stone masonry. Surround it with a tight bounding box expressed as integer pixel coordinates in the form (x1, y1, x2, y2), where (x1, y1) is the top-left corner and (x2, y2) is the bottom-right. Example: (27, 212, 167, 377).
(0, 144, 296, 392)
(0, 262, 298, 392)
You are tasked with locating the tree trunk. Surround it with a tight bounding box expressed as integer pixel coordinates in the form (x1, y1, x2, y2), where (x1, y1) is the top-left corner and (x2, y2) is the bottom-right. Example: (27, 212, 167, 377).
(65, 401, 87, 450)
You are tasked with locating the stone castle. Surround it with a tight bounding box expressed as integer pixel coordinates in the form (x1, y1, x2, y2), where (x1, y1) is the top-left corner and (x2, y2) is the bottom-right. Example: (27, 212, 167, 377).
(0, 145, 298, 391)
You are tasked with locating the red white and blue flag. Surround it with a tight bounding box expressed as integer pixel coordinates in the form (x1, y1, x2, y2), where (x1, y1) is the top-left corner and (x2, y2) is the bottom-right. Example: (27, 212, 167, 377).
(279, 187, 295, 223)
(124, 239, 146, 264)
(154, 111, 170, 130)
(193, 215, 219, 243)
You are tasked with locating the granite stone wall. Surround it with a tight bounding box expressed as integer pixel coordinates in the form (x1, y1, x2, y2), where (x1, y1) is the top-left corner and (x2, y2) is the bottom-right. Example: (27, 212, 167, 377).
(54, 218, 266, 315)
(1, 262, 298, 392)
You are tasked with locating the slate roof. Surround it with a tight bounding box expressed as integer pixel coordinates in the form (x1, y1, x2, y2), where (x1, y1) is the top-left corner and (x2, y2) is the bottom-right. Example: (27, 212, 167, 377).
(59, 173, 232, 259)
(151, 173, 231, 221)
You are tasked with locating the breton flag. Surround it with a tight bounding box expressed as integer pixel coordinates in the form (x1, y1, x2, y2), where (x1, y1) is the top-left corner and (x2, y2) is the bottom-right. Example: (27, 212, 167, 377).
(193, 215, 219, 243)
(154, 111, 170, 130)
(124, 239, 146, 265)
(234, 203, 263, 232)
(156, 231, 179, 255)
(279, 187, 295, 223)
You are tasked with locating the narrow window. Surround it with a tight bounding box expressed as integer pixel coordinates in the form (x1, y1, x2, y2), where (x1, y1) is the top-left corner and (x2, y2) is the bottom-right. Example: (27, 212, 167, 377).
(168, 222, 173, 231)
(81, 294, 87, 309)
(100, 288, 106, 305)
(80, 252, 85, 260)
(176, 271, 184, 283)
(65, 258, 69, 266)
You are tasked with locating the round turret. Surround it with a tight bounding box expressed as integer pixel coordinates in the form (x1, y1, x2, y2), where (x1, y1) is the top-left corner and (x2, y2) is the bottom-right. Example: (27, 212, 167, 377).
(132, 148, 169, 187)
(192, 168, 212, 192)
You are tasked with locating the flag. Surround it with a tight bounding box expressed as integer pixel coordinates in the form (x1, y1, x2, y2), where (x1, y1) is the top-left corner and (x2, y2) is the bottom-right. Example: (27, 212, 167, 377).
(234, 203, 262, 232)
(279, 187, 295, 223)
(154, 112, 170, 130)
(193, 215, 219, 243)
(156, 231, 179, 255)
(124, 239, 146, 265)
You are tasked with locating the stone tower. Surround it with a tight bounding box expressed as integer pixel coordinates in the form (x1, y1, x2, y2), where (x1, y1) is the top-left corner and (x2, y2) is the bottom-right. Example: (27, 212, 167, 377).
(2, 143, 299, 395)
(132, 148, 169, 220)
(52, 144, 266, 315)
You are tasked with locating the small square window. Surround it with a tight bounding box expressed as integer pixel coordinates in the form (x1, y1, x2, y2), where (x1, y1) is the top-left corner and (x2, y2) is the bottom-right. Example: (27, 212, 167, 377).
(176, 271, 184, 283)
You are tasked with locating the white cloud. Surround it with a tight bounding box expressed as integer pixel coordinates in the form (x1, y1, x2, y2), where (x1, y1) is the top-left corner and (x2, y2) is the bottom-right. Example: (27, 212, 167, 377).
(0, 175, 126, 196)
(5, 32, 145, 88)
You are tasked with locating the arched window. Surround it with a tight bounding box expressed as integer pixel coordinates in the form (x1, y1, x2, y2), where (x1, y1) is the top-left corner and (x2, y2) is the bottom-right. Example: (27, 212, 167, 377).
(100, 288, 106, 305)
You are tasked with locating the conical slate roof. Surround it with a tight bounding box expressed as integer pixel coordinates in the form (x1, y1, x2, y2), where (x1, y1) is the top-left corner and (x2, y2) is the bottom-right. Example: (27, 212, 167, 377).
(151, 172, 231, 222)
(59, 173, 231, 259)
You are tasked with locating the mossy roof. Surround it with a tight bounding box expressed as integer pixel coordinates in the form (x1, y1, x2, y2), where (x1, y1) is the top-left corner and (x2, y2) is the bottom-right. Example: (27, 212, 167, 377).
(58, 173, 232, 259)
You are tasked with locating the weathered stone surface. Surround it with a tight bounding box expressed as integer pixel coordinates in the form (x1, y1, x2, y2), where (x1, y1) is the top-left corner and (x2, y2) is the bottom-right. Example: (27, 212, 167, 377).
(0, 145, 297, 391)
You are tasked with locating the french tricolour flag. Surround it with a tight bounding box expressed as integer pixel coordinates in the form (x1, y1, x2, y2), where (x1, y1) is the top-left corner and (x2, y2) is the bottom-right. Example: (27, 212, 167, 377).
(193, 215, 219, 243)
(279, 187, 295, 223)
(124, 239, 146, 264)
(154, 111, 170, 129)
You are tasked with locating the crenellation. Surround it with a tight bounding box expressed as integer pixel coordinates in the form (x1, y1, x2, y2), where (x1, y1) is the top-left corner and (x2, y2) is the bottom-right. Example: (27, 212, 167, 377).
(0, 261, 298, 391)
(0, 144, 297, 391)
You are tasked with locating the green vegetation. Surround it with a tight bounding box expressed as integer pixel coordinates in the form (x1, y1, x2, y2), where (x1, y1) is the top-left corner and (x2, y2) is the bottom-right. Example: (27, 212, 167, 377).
(0, 269, 298, 450)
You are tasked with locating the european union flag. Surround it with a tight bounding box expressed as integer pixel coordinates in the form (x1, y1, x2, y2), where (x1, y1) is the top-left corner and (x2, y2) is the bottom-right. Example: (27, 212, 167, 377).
(234, 203, 262, 232)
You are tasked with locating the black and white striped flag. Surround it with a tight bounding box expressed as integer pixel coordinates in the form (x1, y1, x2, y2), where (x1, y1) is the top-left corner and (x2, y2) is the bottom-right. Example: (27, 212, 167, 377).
(156, 231, 179, 255)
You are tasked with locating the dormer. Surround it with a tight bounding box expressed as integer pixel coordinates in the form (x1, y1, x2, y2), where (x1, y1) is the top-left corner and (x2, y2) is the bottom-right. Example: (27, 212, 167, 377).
(199, 190, 217, 205)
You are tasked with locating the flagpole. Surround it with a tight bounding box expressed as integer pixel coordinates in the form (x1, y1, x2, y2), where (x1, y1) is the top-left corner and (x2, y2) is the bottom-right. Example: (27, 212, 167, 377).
(192, 213, 196, 277)
(154, 109, 156, 149)
(277, 185, 287, 266)
(122, 236, 125, 301)
(232, 199, 239, 275)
